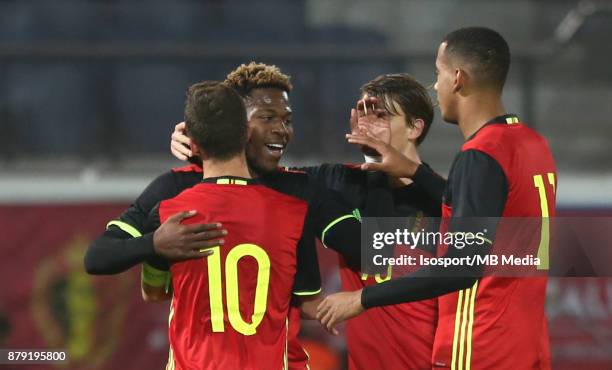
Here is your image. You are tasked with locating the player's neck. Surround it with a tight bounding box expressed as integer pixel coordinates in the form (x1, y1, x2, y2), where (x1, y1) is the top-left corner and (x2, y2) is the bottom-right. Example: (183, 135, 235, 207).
(202, 153, 251, 179)
(389, 142, 420, 187)
(457, 94, 506, 140)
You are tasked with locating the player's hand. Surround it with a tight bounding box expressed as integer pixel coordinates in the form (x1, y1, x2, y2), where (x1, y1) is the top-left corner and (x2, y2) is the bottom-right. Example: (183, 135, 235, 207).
(356, 97, 391, 146)
(153, 210, 227, 261)
(349, 96, 378, 134)
(346, 131, 420, 178)
(349, 107, 358, 134)
(316, 290, 364, 336)
(170, 121, 192, 161)
(352, 96, 391, 156)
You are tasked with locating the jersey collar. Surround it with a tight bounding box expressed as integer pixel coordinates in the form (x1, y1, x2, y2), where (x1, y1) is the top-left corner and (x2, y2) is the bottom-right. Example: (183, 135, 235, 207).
(485, 113, 520, 125)
(201, 176, 259, 185)
(468, 113, 520, 140)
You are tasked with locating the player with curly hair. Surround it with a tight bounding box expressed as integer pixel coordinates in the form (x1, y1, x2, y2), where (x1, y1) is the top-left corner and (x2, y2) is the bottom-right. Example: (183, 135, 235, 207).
(87, 62, 321, 370)
(86, 61, 444, 369)
(169, 68, 444, 370)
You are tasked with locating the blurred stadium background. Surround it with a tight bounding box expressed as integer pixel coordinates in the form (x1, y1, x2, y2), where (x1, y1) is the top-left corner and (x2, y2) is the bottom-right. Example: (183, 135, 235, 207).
(0, 1, 611, 369)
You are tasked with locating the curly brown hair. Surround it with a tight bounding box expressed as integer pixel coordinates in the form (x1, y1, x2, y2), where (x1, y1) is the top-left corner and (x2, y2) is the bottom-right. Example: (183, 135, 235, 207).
(224, 61, 293, 97)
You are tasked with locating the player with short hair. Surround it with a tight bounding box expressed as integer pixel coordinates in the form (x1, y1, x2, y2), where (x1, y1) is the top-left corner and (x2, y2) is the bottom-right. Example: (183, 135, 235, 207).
(143, 80, 390, 370)
(85, 63, 316, 369)
(319, 27, 556, 370)
(323, 74, 441, 370)
(86, 62, 446, 369)
(173, 72, 443, 370)
(169, 71, 443, 370)
(84, 62, 298, 273)
(85, 62, 395, 369)
(142, 80, 320, 370)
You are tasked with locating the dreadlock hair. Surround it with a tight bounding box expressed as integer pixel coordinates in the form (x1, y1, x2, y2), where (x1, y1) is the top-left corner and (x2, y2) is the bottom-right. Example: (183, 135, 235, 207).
(225, 61, 293, 98)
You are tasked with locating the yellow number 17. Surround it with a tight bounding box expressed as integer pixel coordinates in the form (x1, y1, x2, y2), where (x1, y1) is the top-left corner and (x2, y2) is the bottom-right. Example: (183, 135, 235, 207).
(533, 173, 556, 270)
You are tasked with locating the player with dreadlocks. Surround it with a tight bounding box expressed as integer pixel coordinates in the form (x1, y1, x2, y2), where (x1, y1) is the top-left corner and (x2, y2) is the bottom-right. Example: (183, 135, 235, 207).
(170, 71, 444, 369)
(86, 62, 395, 369)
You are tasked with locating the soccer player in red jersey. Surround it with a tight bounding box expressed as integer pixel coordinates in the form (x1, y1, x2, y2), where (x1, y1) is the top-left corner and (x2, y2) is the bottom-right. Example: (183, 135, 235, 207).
(86, 63, 444, 368)
(142, 81, 320, 370)
(85, 63, 317, 369)
(172, 74, 442, 370)
(323, 76, 440, 370)
(319, 27, 557, 370)
(142, 81, 387, 370)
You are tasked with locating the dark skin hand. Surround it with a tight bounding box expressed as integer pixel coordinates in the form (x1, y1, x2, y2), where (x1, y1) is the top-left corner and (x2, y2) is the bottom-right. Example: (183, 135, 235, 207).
(153, 210, 227, 261)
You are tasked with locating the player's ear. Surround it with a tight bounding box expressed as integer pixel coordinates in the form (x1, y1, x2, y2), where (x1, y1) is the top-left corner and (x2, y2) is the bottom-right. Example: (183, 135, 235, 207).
(407, 118, 425, 141)
(247, 124, 253, 141)
(453, 68, 464, 93)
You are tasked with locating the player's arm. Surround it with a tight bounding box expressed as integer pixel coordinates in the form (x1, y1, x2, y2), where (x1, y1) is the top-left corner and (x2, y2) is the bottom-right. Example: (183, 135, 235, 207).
(139, 204, 175, 302)
(287, 164, 342, 187)
(141, 263, 172, 302)
(298, 294, 324, 321)
(291, 216, 324, 319)
(314, 171, 394, 271)
(84, 172, 224, 275)
(411, 162, 447, 202)
(139, 201, 219, 302)
(84, 171, 175, 274)
(361, 150, 508, 307)
(346, 131, 447, 202)
(317, 150, 507, 333)
(85, 226, 156, 275)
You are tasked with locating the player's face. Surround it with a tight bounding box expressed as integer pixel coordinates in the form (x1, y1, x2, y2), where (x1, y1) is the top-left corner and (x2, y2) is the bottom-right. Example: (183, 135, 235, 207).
(388, 102, 416, 151)
(434, 42, 458, 124)
(244, 88, 294, 176)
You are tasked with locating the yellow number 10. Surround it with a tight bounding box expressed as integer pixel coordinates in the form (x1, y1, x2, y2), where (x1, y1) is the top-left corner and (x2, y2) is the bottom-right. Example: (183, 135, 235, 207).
(533, 173, 556, 270)
(206, 244, 271, 336)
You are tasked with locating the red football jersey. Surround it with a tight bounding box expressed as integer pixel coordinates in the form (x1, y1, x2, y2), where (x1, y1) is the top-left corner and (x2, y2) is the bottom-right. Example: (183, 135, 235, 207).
(314, 165, 440, 370)
(340, 262, 437, 370)
(433, 119, 556, 370)
(173, 165, 312, 370)
(158, 178, 320, 370)
(286, 306, 310, 370)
